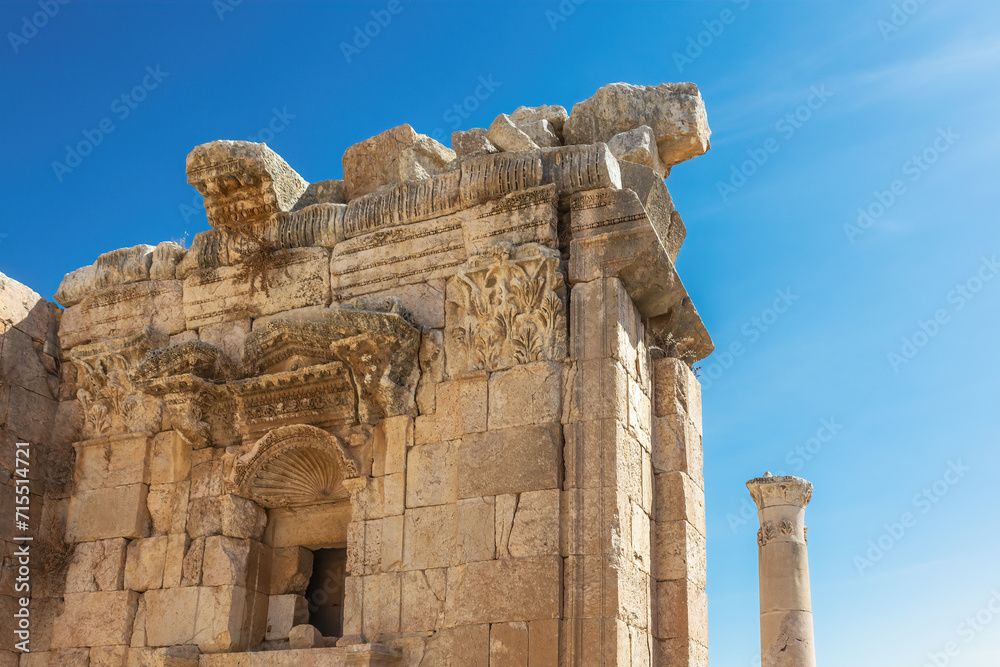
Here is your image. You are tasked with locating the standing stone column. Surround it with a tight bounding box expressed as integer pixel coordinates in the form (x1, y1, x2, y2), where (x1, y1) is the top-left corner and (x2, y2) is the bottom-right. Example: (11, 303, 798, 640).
(746, 473, 816, 667)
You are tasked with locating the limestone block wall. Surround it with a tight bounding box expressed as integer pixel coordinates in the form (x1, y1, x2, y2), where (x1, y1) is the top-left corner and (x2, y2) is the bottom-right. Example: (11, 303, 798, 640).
(0, 274, 70, 666)
(3, 81, 714, 667)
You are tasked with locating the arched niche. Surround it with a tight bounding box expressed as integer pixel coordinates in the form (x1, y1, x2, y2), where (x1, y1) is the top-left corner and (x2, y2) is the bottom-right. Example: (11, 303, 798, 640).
(231, 424, 359, 508)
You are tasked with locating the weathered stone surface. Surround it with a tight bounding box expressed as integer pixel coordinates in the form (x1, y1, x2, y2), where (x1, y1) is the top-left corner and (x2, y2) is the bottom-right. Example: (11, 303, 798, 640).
(509, 105, 569, 139)
(187, 495, 266, 540)
(445, 556, 560, 624)
(405, 441, 457, 508)
(143, 585, 261, 653)
(414, 372, 487, 445)
(456, 496, 495, 563)
(517, 119, 560, 148)
(60, 280, 184, 349)
(149, 431, 192, 485)
(265, 594, 308, 640)
(263, 502, 352, 549)
(608, 125, 665, 176)
(618, 161, 685, 262)
(563, 82, 711, 169)
(400, 568, 446, 633)
(403, 503, 456, 570)
(451, 128, 498, 159)
(126, 645, 202, 667)
(653, 471, 705, 536)
(65, 538, 128, 592)
(125, 535, 170, 591)
(342, 124, 456, 201)
(66, 484, 150, 542)
(312, 179, 346, 204)
(150, 242, 187, 281)
(268, 546, 313, 595)
(74, 434, 151, 491)
(182, 247, 331, 328)
(457, 424, 562, 499)
(288, 623, 323, 650)
(487, 362, 562, 430)
(490, 622, 528, 667)
(52, 591, 139, 647)
(55, 244, 155, 307)
(486, 114, 540, 152)
(89, 645, 129, 667)
(187, 141, 311, 229)
(506, 489, 560, 558)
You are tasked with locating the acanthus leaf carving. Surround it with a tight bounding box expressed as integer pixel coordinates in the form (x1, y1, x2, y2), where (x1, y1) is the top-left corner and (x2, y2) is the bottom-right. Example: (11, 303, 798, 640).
(70, 329, 168, 439)
(445, 242, 567, 375)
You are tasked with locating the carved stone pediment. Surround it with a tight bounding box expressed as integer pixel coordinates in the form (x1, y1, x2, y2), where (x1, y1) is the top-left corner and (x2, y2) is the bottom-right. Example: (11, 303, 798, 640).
(228, 424, 359, 508)
(70, 329, 168, 439)
(230, 362, 357, 443)
(240, 300, 420, 426)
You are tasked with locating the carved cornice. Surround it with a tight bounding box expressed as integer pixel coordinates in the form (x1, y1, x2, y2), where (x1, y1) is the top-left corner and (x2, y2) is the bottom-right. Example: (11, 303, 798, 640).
(70, 329, 168, 438)
(133, 340, 238, 382)
(746, 474, 813, 510)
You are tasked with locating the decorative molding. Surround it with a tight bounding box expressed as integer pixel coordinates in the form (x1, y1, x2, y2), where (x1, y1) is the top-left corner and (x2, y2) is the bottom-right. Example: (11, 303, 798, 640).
(746, 474, 813, 510)
(445, 242, 567, 374)
(230, 424, 358, 508)
(70, 329, 167, 438)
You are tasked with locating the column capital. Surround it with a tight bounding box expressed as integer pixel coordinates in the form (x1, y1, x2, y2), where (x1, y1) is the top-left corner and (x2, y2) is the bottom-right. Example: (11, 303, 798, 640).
(746, 472, 812, 510)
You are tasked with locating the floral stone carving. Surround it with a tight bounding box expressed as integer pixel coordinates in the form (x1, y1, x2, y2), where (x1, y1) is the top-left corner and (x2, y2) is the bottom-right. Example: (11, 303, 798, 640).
(444, 242, 567, 374)
(70, 329, 167, 438)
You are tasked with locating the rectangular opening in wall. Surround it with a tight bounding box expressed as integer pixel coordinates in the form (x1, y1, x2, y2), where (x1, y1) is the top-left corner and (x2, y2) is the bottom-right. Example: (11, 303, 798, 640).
(306, 547, 346, 637)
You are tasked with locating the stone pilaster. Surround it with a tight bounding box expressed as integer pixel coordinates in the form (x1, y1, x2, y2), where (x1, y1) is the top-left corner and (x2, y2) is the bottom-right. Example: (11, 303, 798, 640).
(746, 473, 816, 667)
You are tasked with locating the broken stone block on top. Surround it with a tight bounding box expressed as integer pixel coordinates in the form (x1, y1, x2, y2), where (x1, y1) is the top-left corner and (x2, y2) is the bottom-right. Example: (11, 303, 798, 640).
(485, 114, 540, 152)
(342, 124, 456, 200)
(563, 82, 711, 170)
(509, 104, 569, 140)
(517, 119, 561, 148)
(608, 125, 666, 176)
(186, 140, 311, 229)
(451, 128, 498, 159)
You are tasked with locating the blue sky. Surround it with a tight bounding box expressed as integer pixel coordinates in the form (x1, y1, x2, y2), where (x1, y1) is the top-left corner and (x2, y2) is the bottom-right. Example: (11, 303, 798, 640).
(2, 1, 999, 664)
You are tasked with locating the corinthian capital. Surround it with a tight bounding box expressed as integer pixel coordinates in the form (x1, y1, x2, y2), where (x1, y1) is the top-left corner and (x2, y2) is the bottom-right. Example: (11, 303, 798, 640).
(746, 473, 813, 510)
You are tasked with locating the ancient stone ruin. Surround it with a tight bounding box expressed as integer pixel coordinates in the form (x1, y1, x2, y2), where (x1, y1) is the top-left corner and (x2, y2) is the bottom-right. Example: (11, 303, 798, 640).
(2, 82, 716, 666)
